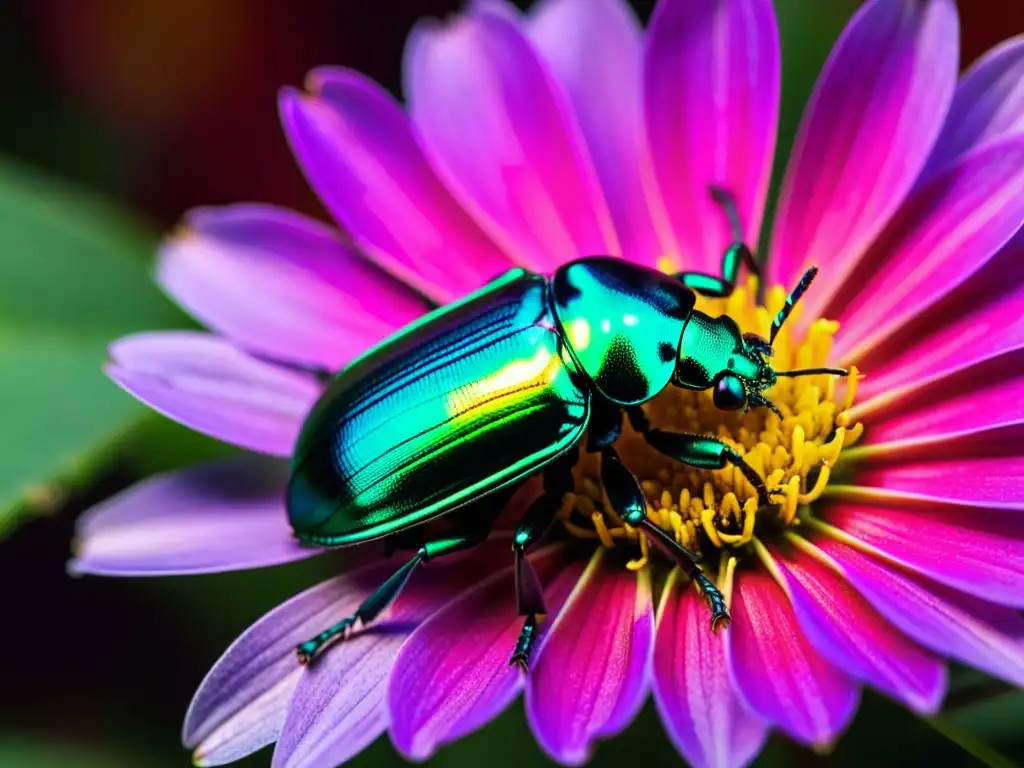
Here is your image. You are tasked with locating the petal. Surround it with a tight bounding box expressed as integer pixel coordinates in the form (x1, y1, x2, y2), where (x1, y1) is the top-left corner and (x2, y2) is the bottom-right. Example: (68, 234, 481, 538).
(272, 540, 509, 768)
(184, 560, 394, 766)
(644, 0, 780, 273)
(830, 138, 1024, 365)
(70, 458, 315, 577)
(852, 230, 1024, 402)
(727, 570, 859, 749)
(527, 0, 668, 267)
(158, 205, 427, 370)
(387, 546, 584, 761)
(768, 0, 959, 300)
(278, 69, 513, 303)
(924, 34, 1024, 175)
(811, 536, 1024, 688)
(823, 503, 1024, 609)
(404, 6, 618, 272)
(768, 544, 946, 715)
(844, 415, 1024, 463)
(652, 571, 769, 768)
(525, 549, 654, 766)
(107, 332, 321, 457)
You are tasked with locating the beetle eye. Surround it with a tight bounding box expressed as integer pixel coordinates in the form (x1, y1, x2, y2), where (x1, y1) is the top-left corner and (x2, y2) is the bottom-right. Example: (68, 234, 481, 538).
(713, 374, 746, 411)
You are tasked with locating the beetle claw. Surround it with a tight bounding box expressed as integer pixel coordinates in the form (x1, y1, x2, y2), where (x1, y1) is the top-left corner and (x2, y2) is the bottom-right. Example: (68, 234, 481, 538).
(509, 652, 531, 672)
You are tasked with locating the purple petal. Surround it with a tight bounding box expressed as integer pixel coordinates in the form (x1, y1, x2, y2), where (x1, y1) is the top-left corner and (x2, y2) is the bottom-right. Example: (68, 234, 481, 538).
(813, 537, 1024, 688)
(404, 6, 618, 272)
(387, 546, 584, 761)
(727, 569, 859, 749)
(70, 458, 315, 577)
(185, 560, 394, 766)
(644, 0, 780, 274)
(272, 540, 510, 768)
(278, 69, 513, 303)
(768, 544, 945, 715)
(652, 572, 769, 768)
(527, 0, 667, 267)
(158, 205, 427, 370)
(825, 503, 1024, 609)
(924, 34, 1024, 176)
(525, 549, 654, 766)
(767, 0, 959, 300)
(107, 332, 321, 457)
(831, 138, 1024, 366)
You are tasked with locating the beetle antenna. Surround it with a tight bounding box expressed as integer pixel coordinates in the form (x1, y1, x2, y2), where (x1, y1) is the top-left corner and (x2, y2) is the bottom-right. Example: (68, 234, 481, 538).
(770, 266, 818, 344)
(776, 367, 849, 378)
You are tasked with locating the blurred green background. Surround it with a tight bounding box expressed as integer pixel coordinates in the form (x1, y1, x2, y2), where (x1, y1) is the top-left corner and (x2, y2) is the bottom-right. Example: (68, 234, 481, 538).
(0, 1, 1022, 766)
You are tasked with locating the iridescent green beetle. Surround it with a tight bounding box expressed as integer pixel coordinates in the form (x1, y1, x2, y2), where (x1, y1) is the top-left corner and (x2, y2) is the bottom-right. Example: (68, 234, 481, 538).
(286, 189, 847, 669)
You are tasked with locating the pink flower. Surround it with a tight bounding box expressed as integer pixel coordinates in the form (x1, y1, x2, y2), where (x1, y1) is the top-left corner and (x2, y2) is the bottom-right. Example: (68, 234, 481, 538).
(70, 1, 1024, 767)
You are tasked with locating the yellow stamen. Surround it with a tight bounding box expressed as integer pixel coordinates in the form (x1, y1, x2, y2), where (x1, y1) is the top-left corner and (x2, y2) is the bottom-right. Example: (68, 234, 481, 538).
(561, 278, 863, 568)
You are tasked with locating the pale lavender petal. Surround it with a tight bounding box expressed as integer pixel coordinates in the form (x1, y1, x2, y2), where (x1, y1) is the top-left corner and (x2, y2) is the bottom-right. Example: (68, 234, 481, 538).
(387, 547, 584, 761)
(185, 561, 393, 766)
(404, 6, 618, 272)
(652, 572, 769, 768)
(158, 205, 427, 370)
(812, 537, 1024, 688)
(644, 0, 779, 273)
(727, 570, 859, 748)
(525, 549, 654, 766)
(527, 0, 668, 267)
(768, 0, 959, 302)
(768, 544, 946, 715)
(825, 503, 1024, 609)
(70, 458, 315, 577)
(272, 540, 509, 768)
(278, 69, 513, 303)
(107, 332, 322, 457)
(924, 34, 1024, 175)
(831, 138, 1024, 365)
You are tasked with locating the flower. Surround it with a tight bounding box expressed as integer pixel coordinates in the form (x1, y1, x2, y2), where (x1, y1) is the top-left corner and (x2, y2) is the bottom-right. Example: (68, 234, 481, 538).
(69, 0, 1024, 766)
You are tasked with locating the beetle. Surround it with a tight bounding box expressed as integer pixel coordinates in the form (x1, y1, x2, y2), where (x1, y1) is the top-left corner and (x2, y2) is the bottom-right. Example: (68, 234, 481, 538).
(286, 188, 847, 669)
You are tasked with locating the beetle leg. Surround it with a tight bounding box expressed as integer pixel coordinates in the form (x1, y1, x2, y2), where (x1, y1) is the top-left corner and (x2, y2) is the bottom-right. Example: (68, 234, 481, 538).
(509, 449, 577, 671)
(675, 187, 759, 298)
(296, 529, 490, 665)
(600, 445, 730, 631)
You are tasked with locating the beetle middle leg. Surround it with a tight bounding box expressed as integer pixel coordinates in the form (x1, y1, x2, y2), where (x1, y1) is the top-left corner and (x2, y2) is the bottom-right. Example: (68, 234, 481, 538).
(675, 187, 760, 298)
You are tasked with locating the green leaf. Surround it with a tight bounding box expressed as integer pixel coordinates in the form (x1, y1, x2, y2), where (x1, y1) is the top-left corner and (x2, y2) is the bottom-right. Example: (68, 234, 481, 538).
(0, 157, 187, 536)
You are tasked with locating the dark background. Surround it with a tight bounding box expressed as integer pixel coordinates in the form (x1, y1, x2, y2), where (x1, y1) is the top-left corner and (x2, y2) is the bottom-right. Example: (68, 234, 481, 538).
(1, 1, 1023, 766)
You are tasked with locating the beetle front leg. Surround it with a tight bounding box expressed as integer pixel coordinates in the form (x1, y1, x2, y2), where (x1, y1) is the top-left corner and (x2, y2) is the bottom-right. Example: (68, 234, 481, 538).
(600, 446, 729, 631)
(509, 448, 577, 671)
(675, 187, 759, 299)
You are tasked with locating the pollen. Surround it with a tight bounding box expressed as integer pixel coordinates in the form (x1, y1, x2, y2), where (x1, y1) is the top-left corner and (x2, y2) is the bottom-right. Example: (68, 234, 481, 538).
(560, 276, 863, 567)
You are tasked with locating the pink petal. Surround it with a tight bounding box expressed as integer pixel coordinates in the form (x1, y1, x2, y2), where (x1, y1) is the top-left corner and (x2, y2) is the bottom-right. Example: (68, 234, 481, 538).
(644, 0, 780, 273)
(652, 572, 769, 768)
(387, 546, 584, 761)
(70, 458, 316, 577)
(525, 549, 654, 766)
(825, 503, 1024, 609)
(812, 537, 1024, 688)
(854, 231, 1024, 401)
(727, 570, 859, 749)
(838, 455, 1024, 510)
(404, 6, 618, 272)
(767, 0, 959, 300)
(184, 560, 394, 766)
(278, 69, 513, 303)
(273, 540, 509, 768)
(830, 138, 1024, 365)
(527, 0, 668, 267)
(768, 544, 945, 715)
(158, 205, 427, 371)
(106, 332, 321, 457)
(924, 35, 1024, 176)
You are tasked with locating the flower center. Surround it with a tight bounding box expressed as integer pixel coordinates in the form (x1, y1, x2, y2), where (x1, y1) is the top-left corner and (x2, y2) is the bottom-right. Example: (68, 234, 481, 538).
(559, 276, 864, 570)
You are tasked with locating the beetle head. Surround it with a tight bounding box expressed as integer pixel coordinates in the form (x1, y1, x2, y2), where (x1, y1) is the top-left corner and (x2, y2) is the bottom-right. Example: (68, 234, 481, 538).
(674, 266, 848, 416)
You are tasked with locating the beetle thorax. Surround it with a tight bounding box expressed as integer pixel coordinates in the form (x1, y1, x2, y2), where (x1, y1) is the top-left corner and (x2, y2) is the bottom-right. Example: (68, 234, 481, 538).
(560, 276, 864, 571)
